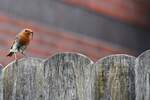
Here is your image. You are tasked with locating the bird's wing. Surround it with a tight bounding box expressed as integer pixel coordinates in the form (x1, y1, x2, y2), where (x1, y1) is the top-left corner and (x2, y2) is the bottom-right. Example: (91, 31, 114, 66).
(10, 36, 19, 49)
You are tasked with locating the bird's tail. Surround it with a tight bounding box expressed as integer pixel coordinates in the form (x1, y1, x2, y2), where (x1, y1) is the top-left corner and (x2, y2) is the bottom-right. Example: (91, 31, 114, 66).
(7, 52, 14, 57)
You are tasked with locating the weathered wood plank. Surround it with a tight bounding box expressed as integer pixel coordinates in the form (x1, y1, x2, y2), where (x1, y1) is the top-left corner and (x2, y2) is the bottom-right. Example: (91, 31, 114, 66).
(2, 57, 43, 100)
(93, 54, 136, 100)
(42, 52, 93, 100)
(0, 64, 3, 100)
(135, 50, 150, 100)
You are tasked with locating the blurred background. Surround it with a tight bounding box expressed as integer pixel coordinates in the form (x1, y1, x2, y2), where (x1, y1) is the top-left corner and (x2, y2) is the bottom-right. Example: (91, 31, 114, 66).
(0, 0, 149, 66)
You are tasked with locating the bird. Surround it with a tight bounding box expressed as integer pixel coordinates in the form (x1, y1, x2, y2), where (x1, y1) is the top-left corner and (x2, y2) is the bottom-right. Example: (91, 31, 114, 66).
(7, 28, 33, 60)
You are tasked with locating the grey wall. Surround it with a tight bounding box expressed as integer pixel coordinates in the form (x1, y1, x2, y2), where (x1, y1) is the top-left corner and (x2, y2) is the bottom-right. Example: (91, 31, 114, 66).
(0, 0, 149, 53)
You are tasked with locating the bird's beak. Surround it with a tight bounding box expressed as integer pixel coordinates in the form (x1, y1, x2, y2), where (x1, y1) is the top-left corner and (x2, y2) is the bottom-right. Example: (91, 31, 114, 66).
(31, 32, 33, 39)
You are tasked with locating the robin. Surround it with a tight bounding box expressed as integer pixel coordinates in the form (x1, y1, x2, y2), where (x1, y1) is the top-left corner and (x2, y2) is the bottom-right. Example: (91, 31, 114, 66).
(7, 28, 33, 60)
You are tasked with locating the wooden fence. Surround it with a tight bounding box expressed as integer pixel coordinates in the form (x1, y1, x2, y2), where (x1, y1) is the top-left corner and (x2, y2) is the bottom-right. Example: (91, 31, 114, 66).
(0, 50, 150, 100)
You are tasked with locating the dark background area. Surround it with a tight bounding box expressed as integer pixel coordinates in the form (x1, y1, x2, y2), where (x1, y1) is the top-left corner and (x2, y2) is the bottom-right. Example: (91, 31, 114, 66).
(0, 0, 149, 54)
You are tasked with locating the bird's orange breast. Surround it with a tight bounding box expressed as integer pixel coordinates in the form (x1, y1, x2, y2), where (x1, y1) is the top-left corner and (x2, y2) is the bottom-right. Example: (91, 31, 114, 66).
(19, 35, 30, 45)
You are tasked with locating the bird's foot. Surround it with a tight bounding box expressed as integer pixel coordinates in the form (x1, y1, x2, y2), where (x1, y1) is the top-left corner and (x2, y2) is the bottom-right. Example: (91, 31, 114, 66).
(21, 52, 28, 58)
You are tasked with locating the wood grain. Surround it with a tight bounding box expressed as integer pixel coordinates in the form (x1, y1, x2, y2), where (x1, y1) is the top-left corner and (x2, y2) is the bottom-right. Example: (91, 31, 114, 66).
(93, 54, 136, 100)
(2, 57, 43, 100)
(135, 50, 150, 100)
(42, 53, 93, 100)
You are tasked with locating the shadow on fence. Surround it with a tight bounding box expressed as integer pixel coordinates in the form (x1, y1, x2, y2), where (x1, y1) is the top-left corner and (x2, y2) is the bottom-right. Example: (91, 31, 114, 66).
(0, 50, 150, 100)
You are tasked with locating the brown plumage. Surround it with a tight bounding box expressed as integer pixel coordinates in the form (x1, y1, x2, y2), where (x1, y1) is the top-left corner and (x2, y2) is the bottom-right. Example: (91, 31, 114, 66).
(7, 28, 33, 59)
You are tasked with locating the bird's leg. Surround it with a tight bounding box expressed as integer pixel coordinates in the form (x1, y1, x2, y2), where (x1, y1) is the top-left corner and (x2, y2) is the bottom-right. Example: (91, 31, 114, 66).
(13, 52, 19, 65)
(14, 52, 17, 60)
(21, 52, 27, 58)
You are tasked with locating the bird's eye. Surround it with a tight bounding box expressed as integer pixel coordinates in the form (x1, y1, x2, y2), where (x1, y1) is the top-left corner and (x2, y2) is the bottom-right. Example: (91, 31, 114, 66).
(25, 30, 29, 32)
